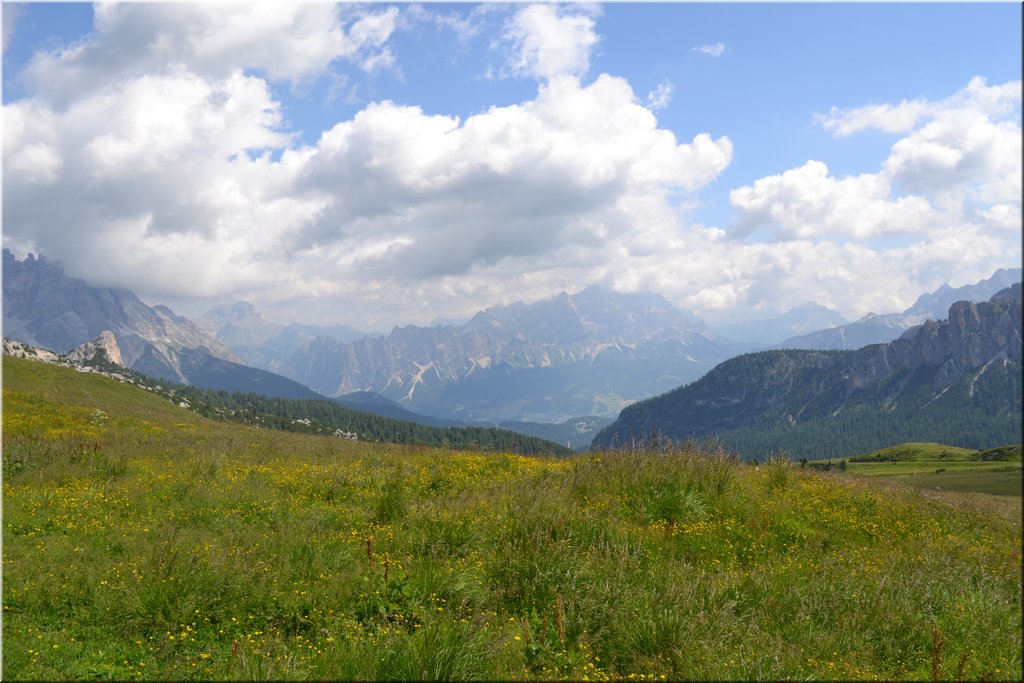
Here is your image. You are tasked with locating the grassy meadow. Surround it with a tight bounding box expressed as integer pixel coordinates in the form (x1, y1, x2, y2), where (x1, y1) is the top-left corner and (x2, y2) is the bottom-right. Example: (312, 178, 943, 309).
(809, 442, 1023, 497)
(2, 356, 1022, 680)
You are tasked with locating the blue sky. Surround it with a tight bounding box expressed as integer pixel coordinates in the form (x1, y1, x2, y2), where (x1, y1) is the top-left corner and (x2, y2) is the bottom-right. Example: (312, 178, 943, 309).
(3, 2, 1021, 330)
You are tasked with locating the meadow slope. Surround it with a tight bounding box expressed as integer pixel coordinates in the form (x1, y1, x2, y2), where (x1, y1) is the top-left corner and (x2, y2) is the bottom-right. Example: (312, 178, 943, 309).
(2, 356, 1021, 680)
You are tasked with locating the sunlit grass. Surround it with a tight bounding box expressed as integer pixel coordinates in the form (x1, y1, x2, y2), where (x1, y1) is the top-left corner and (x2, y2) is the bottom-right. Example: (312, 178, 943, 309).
(3, 356, 1022, 680)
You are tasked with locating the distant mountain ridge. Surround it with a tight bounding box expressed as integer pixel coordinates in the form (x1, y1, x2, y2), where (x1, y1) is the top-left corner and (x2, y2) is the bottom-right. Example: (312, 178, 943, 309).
(269, 285, 732, 422)
(196, 301, 379, 370)
(776, 268, 1022, 350)
(2, 249, 242, 385)
(593, 284, 1023, 458)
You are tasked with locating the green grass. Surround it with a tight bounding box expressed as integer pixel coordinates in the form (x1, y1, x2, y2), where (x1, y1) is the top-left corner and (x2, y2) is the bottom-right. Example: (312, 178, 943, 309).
(3, 356, 1022, 680)
(844, 460, 1020, 475)
(848, 442, 978, 463)
(809, 442, 1023, 496)
(889, 469, 1023, 498)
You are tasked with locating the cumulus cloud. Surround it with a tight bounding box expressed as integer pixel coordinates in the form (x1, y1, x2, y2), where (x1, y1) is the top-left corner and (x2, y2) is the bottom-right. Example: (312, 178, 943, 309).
(501, 4, 599, 80)
(2, 3, 736, 328)
(732, 77, 1021, 248)
(729, 160, 940, 241)
(3, 65, 317, 297)
(19, 3, 400, 105)
(3, 5, 1019, 330)
(293, 73, 732, 281)
(692, 42, 726, 58)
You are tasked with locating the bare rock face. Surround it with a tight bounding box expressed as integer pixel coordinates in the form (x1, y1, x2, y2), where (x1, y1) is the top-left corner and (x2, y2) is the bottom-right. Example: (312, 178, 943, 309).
(2, 337, 60, 362)
(64, 330, 125, 367)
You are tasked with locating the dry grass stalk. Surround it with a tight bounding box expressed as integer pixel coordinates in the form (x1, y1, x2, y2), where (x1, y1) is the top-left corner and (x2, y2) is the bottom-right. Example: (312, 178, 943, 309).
(956, 651, 970, 682)
(555, 593, 565, 649)
(931, 625, 945, 682)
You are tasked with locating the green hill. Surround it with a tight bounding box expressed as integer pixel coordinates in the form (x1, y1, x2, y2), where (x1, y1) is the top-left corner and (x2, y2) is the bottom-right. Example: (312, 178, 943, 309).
(848, 442, 1023, 464)
(2, 355, 569, 458)
(3, 357, 1021, 680)
(849, 442, 978, 462)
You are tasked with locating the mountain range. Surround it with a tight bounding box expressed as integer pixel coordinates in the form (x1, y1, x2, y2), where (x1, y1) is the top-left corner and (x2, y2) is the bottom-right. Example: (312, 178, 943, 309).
(775, 268, 1022, 350)
(593, 284, 1023, 458)
(197, 285, 736, 423)
(195, 301, 379, 371)
(5, 247, 1020, 442)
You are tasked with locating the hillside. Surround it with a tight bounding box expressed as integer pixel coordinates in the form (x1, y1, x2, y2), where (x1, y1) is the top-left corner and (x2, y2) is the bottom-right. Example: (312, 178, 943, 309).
(844, 442, 1022, 464)
(849, 442, 979, 463)
(2, 354, 570, 458)
(594, 286, 1023, 458)
(3, 354, 1021, 680)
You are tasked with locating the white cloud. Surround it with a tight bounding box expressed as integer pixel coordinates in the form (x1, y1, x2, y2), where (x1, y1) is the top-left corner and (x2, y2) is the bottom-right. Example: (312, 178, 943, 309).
(816, 100, 929, 137)
(3, 7, 1019, 331)
(20, 3, 400, 106)
(729, 160, 940, 241)
(715, 76, 1021, 319)
(3, 65, 316, 297)
(817, 77, 1021, 139)
(734, 77, 1021, 242)
(502, 4, 599, 80)
(646, 80, 673, 111)
(884, 109, 1021, 206)
(360, 48, 397, 74)
(692, 42, 725, 58)
(294, 73, 732, 282)
(6, 142, 62, 185)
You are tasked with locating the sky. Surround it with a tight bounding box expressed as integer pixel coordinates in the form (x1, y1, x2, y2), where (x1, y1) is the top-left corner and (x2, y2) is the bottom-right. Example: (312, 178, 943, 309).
(2, 2, 1021, 332)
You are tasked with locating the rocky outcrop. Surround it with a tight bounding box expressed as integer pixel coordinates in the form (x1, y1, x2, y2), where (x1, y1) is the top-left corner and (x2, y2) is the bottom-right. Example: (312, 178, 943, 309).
(2, 337, 60, 363)
(64, 330, 125, 367)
